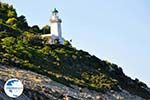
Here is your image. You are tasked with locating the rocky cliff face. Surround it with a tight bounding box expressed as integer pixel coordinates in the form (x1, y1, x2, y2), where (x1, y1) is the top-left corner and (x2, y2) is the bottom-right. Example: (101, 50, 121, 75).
(0, 65, 148, 100)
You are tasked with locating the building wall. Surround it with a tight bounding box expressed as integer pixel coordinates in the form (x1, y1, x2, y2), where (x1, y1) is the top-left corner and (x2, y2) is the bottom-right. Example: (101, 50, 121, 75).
(51, 22, 62, 37)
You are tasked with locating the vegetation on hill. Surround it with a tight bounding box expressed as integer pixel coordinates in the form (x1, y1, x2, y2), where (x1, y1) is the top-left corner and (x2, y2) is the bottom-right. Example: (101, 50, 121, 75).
(0, 2, 150, 99)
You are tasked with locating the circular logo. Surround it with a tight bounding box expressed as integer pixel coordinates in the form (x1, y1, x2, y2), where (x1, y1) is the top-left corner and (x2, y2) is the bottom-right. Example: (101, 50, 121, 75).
(4, 78, 24, 98)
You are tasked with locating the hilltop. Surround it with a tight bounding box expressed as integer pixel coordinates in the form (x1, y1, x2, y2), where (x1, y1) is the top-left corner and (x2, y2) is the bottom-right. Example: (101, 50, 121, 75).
(0, 2, 150, 99)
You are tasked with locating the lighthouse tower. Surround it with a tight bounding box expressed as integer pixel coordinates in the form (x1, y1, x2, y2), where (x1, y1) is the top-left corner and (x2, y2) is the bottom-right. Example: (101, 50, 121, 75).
(49, 8, 64, 44)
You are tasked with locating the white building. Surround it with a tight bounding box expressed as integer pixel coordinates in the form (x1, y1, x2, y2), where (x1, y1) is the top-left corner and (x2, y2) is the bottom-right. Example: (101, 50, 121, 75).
(42, 8, 64, 44)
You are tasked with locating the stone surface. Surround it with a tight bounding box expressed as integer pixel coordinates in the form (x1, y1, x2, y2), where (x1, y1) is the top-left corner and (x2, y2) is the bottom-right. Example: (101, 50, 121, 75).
(0, 65, 148, 100)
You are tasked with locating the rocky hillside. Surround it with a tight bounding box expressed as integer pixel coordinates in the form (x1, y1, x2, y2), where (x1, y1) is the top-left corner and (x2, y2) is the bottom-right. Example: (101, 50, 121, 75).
(0, 65, 149, 100)
(0, 2, 150, 100)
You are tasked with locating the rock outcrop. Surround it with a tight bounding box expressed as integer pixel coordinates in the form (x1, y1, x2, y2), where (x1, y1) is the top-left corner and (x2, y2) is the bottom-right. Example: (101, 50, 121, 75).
(0, 65, 148, 100)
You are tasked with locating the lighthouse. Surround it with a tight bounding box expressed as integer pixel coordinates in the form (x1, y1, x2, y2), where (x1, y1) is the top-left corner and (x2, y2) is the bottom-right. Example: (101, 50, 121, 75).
(49, 8, 64, 44)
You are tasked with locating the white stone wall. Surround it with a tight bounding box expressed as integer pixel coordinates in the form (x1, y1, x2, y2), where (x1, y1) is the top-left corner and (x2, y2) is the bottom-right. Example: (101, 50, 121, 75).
(50, 14, 64, 44)
(51, 22, 59, 37)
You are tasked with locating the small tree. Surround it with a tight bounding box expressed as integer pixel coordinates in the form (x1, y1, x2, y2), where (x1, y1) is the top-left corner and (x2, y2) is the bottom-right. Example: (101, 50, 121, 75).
(64, 40, 71, 46)
(7, 10, 17, 18)
(41, 25, 50, 34)
(1, 37, 16, 53)
(29, 25, 41, 33)
(6, 17, 17, 25)
(17, 15, 28, 30)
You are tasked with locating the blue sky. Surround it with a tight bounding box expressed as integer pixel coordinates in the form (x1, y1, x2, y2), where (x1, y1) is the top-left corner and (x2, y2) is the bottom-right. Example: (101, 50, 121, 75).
(3, 0, 150, 87)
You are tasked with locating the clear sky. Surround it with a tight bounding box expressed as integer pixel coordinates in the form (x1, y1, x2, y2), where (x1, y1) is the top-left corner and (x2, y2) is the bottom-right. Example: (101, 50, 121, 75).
(3, 0, 150, 87)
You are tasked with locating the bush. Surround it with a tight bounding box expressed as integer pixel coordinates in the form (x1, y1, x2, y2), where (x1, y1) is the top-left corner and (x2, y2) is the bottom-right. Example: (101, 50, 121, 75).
(6, 17, 17, 25)
(41, 25, 50, 34)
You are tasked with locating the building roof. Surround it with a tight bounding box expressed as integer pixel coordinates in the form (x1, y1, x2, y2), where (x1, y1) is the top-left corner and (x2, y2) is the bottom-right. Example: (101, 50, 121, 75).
(52, 8, 58, 14)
